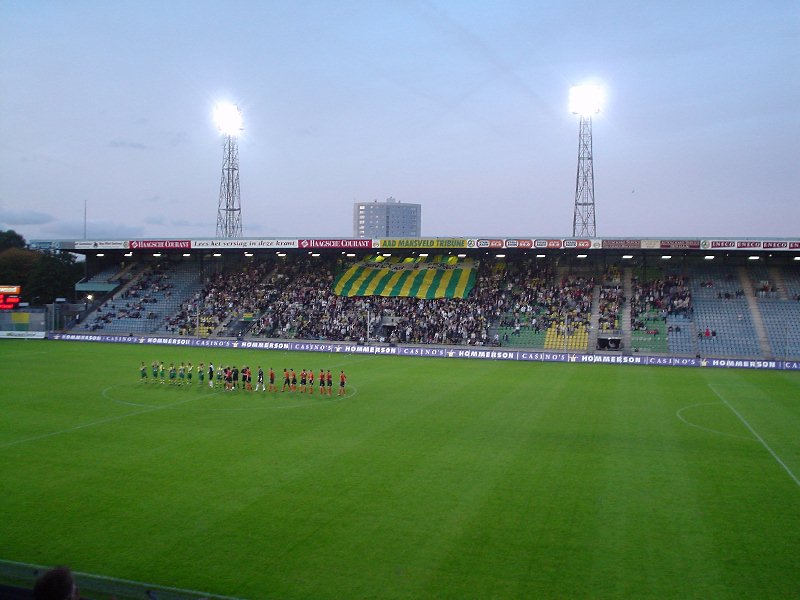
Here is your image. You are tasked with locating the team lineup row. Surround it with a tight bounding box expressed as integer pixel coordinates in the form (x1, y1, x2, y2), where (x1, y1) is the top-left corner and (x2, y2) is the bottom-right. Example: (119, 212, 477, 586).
(139, 362, 347, 395)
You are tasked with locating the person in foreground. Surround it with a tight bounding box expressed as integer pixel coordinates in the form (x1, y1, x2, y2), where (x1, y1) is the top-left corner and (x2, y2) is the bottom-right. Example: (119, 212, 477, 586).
(33, 566, 80, 600)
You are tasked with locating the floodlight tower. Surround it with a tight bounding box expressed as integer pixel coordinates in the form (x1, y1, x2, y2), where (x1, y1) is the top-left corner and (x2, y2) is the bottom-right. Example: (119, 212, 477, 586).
(214, 103, 243, 238)
(570, 84, 603, 238)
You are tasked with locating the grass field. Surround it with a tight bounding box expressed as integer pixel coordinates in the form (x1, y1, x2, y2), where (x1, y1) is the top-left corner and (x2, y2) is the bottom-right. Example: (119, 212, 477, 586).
(1, 339, 799, 599)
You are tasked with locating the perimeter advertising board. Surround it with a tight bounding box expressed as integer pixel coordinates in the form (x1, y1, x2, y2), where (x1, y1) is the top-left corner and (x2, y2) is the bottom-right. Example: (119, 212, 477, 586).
(128, 240, 191, 250)
(298, 239, 373, 249)
(191, 239, 298, 249)
(47, 333, 798, 371)
(701, 240, 800, 251)
(74, 241, 130, 250)
(376, 238, 471, 249)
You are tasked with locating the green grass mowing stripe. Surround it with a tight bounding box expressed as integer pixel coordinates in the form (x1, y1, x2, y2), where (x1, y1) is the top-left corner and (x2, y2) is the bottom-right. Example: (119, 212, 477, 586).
(1, 341, 800, 598)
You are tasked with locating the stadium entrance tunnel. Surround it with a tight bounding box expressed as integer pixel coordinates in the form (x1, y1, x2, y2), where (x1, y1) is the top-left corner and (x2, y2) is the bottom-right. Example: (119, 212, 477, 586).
(597, 336, 622, 351)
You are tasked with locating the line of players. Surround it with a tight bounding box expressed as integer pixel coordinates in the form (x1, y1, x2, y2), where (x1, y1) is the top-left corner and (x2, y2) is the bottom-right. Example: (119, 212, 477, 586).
(140, 362, 347, 395)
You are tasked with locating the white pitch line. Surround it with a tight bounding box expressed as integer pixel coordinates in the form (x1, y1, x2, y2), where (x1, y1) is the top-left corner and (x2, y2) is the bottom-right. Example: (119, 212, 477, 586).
(2, 381, 360, 449)
(675, 402, 754, 441)
(709, 384, 800, 488)
(0, 394, 198, 450)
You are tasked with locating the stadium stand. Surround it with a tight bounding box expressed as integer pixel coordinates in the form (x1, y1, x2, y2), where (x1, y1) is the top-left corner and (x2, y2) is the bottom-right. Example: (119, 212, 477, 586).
(82, 261, 203, 335)
(746, 266, 800, 359)
(67, 254, 800, 359)
(688, 266, 762, 358)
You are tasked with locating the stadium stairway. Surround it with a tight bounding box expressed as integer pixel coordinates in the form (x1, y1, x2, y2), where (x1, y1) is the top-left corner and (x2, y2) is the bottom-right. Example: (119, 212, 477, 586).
(738, 266, 774, 359)
(768, 267, 790, 300)
(621, 267, 633, 353)
(587, 283, 601, 351)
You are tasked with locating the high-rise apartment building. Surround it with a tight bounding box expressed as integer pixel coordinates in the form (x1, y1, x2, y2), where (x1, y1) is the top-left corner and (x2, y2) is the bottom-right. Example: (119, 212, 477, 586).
(353, 197, 421, 238)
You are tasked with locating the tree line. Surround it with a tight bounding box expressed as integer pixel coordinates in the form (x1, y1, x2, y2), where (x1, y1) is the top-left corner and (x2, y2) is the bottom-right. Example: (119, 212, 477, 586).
(0, 230, 83, 305)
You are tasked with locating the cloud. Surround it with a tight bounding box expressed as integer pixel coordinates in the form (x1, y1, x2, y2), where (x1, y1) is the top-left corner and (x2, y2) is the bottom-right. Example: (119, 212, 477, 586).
(108, 139, 150, 150)
(166, 131, 189, 147)
(40, 219, 146, 239)
(0, 207, 56, 226)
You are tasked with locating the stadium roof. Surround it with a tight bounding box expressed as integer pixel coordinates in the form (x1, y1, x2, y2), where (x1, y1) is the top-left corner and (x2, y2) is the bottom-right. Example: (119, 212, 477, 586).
(29, 235, 800, 254)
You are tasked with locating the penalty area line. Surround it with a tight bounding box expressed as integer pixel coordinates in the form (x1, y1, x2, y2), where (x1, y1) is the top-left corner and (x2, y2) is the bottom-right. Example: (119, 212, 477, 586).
(709, 384, 800, 488)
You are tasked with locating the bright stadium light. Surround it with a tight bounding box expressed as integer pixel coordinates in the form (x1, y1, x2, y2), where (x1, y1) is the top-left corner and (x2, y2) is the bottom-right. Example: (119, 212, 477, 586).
(569, 84, 604, 116)
(214, 102, 243, 136)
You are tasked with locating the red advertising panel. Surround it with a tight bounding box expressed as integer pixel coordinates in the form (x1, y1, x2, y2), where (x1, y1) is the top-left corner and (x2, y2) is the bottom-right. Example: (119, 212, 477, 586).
(298, 239, 373, 249)
(129, 240, 191, 250)
(533, 239, 563, 249)
(707, 240, 735, 249)
(563, 239, 592, 249)
(660, 240, 701, 249)
(601, 239, 641, 249)
(505, 239, 533, 249)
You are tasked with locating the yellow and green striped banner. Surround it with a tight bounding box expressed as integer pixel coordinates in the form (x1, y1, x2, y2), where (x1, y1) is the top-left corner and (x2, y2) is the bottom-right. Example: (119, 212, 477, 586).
(334, 255, 477, 298)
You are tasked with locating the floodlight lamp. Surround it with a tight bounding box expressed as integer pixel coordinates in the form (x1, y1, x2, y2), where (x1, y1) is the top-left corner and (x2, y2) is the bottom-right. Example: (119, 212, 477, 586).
(569, 84, 604, 116)
(214, 102, 243, 136)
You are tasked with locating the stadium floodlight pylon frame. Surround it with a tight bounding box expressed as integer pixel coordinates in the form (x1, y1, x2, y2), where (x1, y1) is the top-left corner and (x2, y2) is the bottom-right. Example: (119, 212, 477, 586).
(215, 103, 243, 239)
(570, 84, 603, 238)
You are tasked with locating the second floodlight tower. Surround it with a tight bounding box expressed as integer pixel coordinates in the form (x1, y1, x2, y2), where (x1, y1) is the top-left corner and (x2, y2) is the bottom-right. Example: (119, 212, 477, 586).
(570, 84, 604, 238)
(214, 102, 243, 238)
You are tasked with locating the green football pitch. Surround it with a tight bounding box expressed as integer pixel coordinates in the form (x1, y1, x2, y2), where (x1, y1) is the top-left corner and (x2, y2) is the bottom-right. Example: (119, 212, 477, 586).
(1, 339, 799, 599)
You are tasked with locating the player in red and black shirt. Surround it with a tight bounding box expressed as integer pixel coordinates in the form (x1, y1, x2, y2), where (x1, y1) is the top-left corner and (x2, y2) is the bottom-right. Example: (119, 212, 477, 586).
(290, 369, 297, 392)
(281, 369, 290, 392)
(243, 366, 252, 391)
(269, 368, 276, 392)
(299, 369, 307, 393)
(338, 370, 347, 396)
(325, 370, 333, 395)
(308, 369, 315, 395)
(318, 369, 325, 394)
